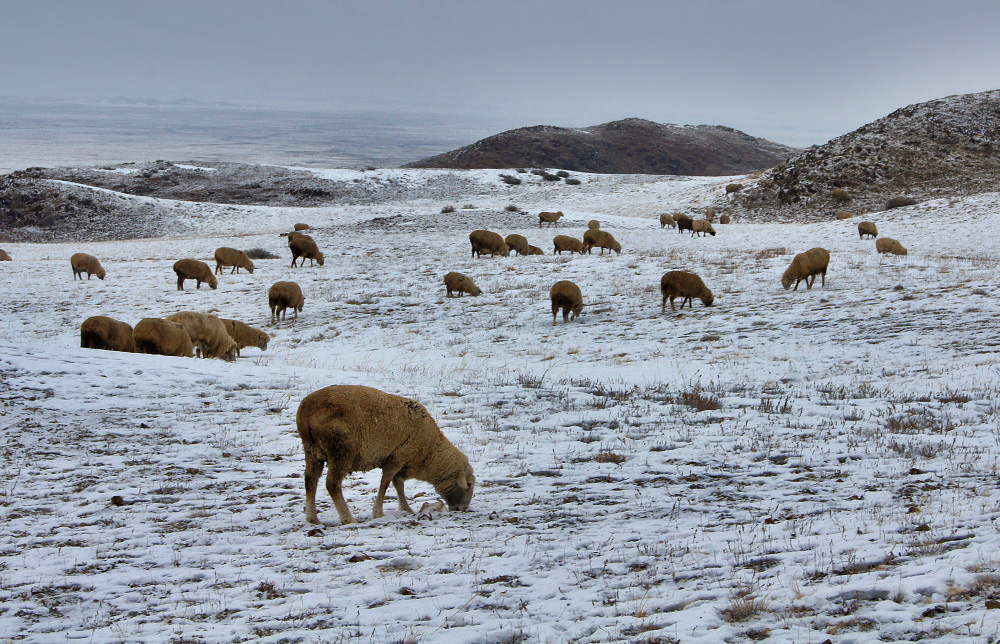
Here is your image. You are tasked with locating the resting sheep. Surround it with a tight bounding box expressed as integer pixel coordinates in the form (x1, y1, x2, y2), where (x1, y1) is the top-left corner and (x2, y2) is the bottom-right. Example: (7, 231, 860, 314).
(469, 230, 510, 257)
(582, 229, 621, 254)
(692, 219, 716, 237)
(553, 235, 585, 255)
(269, 281, 305, 324)
(133, 318, 194, 357)
(835, 210, 854, 220)
(719, 214, 731, 224)
(782, 247, 830, 291)
(220, 318, 270, 356)
(173, 259, 217, 291)
(444, 271, 481, 297)
(290, 235, 324, 267)
(704, 207, 716, 223)
(527, 245, 544, 255)
(538, 211, 563, 227)
(661, 271, 714, 312)
(296, 384, 475, 525)
(550, 280, 583, 325)
(659, 213, 676, 229)
(294, 223, 311, 231)
(165, 311, 238, 361)
(857, 222, 878, 239)
(71, 253, 106, 281)
(587, 219, 600, 230)
(504, 233, 530, 256)
(876, 237, 908, 256)
(80, 316, 136, 352)
(675, 214, 694, 234)
(0, 249, 11, 261)
(214, 247, 255, 274)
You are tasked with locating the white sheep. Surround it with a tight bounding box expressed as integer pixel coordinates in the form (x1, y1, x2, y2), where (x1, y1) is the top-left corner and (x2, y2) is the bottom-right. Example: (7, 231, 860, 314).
(661, 271, 714, 312)
(80, 316, 136, 352)
(875, 237, 908, 255)
(704, 207, 716, 223)
(550, 280, 583, 325)
(165, 311, 238, 361)
(214, 247, 255, 274)
(444, 272, 482, 297)
(659, 213, 676, 229)
(269, 281, 305, 324)
(782, 247, 830, 291)
(220, 319, 270, 356)
(173, 259, 218, 291)
(133, 318, 194, 357)
(691, 219, 716, 237)
(71, 253, 106, 280)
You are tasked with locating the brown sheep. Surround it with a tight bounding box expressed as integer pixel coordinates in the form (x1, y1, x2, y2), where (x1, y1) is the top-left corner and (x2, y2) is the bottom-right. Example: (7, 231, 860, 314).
(294, 223, 311, 231)
(80, 316, 136, 352)
(831, 188, 851, 202)
(857, 222, 878, 239)
(504, 233, 530, 256)
(719, 214, 731, 224)
(527, 245, 544, 255)
(0, 249, 11, 261)
(661, 271, 714, 312)
(675, 214, 694, 234)
(290, 235, 324, 267)
(71, 253, 106, 280)
(538, 211, 564, 227)
(133, 318, 194, 357)
(691, 219, 716, 237)
(550, 280, 583, 325)
(835, 210, 854, 220)
(876, 237, 908, 256)
(726, 183, 743, 196)
(173, 259, 218, 291)
(269, 281, 305, 324)
(659, 213, 676, 229)
(553, 235, 585, 255)
(444, 272, 482, 297)
(214, 247, 255, 274)
(705, 207, 716, 223)
(297, 384, 475, 525)
(587, 219, 601, 230)
(165, 311, 238, 361)
(286, 230, 307, 242)
(582, 229, 621, 254)
(782, 247, 830, 291)
(220, 319, 270, 356)
(469, 230, 510, 257)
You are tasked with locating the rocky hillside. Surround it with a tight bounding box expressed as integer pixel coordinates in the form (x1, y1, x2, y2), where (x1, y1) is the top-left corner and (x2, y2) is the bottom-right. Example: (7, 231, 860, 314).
(405, 118, 798, 175)
(734, 89, 1000, 218)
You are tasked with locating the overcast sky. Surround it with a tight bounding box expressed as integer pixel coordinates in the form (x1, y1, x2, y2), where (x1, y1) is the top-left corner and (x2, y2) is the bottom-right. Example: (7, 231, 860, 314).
(3, 0, 999, 147)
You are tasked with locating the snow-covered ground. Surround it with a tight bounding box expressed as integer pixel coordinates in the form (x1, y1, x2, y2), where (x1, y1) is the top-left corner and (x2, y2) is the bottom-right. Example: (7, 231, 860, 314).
(2, 170, 1000, 643)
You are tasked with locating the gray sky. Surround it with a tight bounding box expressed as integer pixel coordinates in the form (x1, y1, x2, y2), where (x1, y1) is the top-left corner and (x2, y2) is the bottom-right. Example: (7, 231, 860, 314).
(3, 0, 999, 146)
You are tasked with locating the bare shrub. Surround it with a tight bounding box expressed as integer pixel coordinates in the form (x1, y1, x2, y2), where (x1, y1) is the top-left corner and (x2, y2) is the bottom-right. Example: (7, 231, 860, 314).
(441, 205, 456, 214)
(565, 178, 581, 185)
(500, 174, 522, 185)
(244, 248, 280, 260)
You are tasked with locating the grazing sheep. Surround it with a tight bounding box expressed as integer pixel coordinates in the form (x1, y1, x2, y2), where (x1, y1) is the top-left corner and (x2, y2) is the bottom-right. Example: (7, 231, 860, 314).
(0, 249, 11, 261)
(71, 253, 106, 281)
(587, 219, 600, 230)
(133, 318, 194, 358)
(173, 259, 218, 291)
(527, 245, 544, 255)
(289, 235, 324, 267)
(297, 384, 475, 525)
(469, 230, 510, 257)
(831, 188, 851, 202)
(286, 230, 307, 243)
(444, 271, 482, 297)
(582, 229, 621, 254)
(165, 311, 238, 361)
(552, 235, 585, 255)
(659, 213, 676, 229)
(80, 316, 136, 352)
(675, 214, 694, 234)
(660, 271, 714, 312)
(503, 233, 530, 256)
(538, 211, 564, 227)
(876, 237, 908, 256)
(269, 281, 305, 324)
(294, 223, 311, 231)
(550, 280, 583, 325)
(691, 219, 716, 237)
(857, 221, 878, 239)
(726, 183, 743, 196)
(782, 247, 830, 291)
(705, 207, 716, 223)
(719, 214, 731, 224)
(214, 247, 255, 274)
(220, 318, 270, 356)
(835, 210, 854, 220)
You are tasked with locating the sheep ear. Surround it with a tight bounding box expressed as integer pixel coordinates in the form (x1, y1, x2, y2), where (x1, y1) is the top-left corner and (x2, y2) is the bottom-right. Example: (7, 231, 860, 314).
(457, 473, 469, 489)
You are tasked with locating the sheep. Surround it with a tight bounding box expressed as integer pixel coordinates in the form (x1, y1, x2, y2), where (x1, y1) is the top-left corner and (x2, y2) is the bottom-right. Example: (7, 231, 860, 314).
(80, 316, 136, 352)
(552, 235, 585, 254)
(831, 188, 851, 202)
(857, 221, 878, 239)
(0, 249, 11, 261)
(835, 210, 854, 220)
(582, 229, 621, 254)
(286, 230, 307, 242)
(165, 311, 238, 361)
(782, 247, 830, 291)
(296, 384, 475, 525)
(444, 271, 482, 297)
(173, 258, 218, 291)
(726, 183, 743, 196)
(538, 211, 563, 227)
(691, 219, 716, 237)
(214, 247, 255, 274)
(269, 281, 305, 324)
(294, 223, 311, 231)
(587, 219, 600, 230)
(503, 233, 530, 256)
(876, 237, 908, 255)
(550, 280, 583, 325)
(289, 235, 324, 267)
(71, 253, 106, 281)
(674, 214, 694, 234)
(660, 271, 714, 312)
(527, 245, 544, 255)
(719, 214, 731, 224)
(705, 207, 716, 223)
(659, 213, 676, 229)
(132, 318, 195, 357)
(469, 230, 509, 257)
(220, 318, 270, 356)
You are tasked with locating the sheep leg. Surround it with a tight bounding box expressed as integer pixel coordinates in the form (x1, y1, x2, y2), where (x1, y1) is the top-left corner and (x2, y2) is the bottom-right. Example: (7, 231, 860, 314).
(820, 270, 826, 287)
(393, 477, 413, 513)
(805, 275, 815, 290)
(563, 307, 570, 324)
(176, 275, 184, 291)
(552, 305, 558, 326)
(661, 293, 668, 313)
(324, 465, 355, 525)
(215, 264, 222, 275)
(303, 452, 325, 524)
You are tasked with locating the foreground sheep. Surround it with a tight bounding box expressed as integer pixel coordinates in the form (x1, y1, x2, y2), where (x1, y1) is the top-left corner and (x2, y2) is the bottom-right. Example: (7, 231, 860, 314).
(876, 237, 908, 255)
(553, 235, 585, 255)
(782, 247, 830, 291)
(661, 271, 714, 312)
(550, 280, 583, 325)
(659, 213, 676, 229)
(269, 281, 305, 324)
(220, 318, 270, 356)
(582, 229, 621, 254)
(857, 222, 878, 239)
(692, 219, 716, 237)
(538, 211, 563, 227)
(71, 253, 106, 280)
(0, 249, 11, 261)
(214, 247, 255, 274)
(503, 233, 530, 256)
(675, 214, 694, 234)
(527, 245, 544, 255)
(296, 384, 475, 525)
(469, 230, 510, 257)
(133, 318, 194, 357)
(165, 311, 238, 361)
(80, 316, 136, 352)
(444, 272, 482, 297)
(173, 259, 218, 291)
(290, 235, 325, 267)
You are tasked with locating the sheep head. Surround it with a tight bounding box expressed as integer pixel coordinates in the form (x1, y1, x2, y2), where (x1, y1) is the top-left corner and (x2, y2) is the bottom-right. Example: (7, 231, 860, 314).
(435, 466, 475, 512)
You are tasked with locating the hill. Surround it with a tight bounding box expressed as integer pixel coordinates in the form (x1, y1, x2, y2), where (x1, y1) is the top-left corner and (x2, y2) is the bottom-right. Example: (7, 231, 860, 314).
(404, 118, 799, 175)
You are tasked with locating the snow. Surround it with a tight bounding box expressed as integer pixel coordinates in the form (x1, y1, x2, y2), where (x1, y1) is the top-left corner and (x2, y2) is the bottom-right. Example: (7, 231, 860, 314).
(3, 171, 1000, 643)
